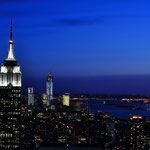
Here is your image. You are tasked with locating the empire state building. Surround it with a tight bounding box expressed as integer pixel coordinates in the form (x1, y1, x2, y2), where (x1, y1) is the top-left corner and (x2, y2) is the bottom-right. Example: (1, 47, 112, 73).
(0, 20, 21, 86)
(0, 21, 22, 149)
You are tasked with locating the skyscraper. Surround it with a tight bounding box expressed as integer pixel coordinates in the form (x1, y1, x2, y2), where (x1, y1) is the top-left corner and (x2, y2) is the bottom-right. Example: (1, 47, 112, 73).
(28, 87, 34, 106)
(0, 20, 22, 149)
(62, 93, 70, 106)
(46, 72, 53, 107)
(129, 115, 146, 150)
(42, 93, 47, 107)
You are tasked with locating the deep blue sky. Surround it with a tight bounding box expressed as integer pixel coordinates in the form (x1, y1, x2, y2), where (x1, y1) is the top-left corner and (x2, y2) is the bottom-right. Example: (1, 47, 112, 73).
(1, 0, 150, 94)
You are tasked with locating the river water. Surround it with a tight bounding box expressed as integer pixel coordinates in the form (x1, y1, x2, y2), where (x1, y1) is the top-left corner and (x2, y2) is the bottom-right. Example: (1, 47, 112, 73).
(81, 100, 150, 120)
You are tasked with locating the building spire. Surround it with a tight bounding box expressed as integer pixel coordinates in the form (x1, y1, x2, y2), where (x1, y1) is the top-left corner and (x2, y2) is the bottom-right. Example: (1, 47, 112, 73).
(7, 19, 15, 60)
(10, 19, 13, 41)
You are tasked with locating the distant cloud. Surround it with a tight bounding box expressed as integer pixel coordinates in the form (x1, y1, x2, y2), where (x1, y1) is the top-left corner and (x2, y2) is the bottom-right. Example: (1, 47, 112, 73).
(55, 17, 103, 27)
(13, 16, 104, 31)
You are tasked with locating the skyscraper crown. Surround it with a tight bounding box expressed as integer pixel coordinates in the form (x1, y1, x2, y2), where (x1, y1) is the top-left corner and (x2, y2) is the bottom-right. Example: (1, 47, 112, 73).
(0, 20, 21, 87)
(6, 19, 15, 61)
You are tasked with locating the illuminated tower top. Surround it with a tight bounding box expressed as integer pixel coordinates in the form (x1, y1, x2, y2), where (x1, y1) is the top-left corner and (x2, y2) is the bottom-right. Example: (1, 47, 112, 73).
(6, 19, 15, 61)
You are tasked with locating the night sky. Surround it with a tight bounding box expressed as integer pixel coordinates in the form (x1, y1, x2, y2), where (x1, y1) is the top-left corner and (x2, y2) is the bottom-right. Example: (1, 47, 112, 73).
(1, 0, 150, 94)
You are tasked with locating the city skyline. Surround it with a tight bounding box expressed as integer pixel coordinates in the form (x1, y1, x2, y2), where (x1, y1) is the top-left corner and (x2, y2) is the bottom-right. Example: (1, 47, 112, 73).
(1, 2, 150, 149)
(1, 1, 150, 94)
